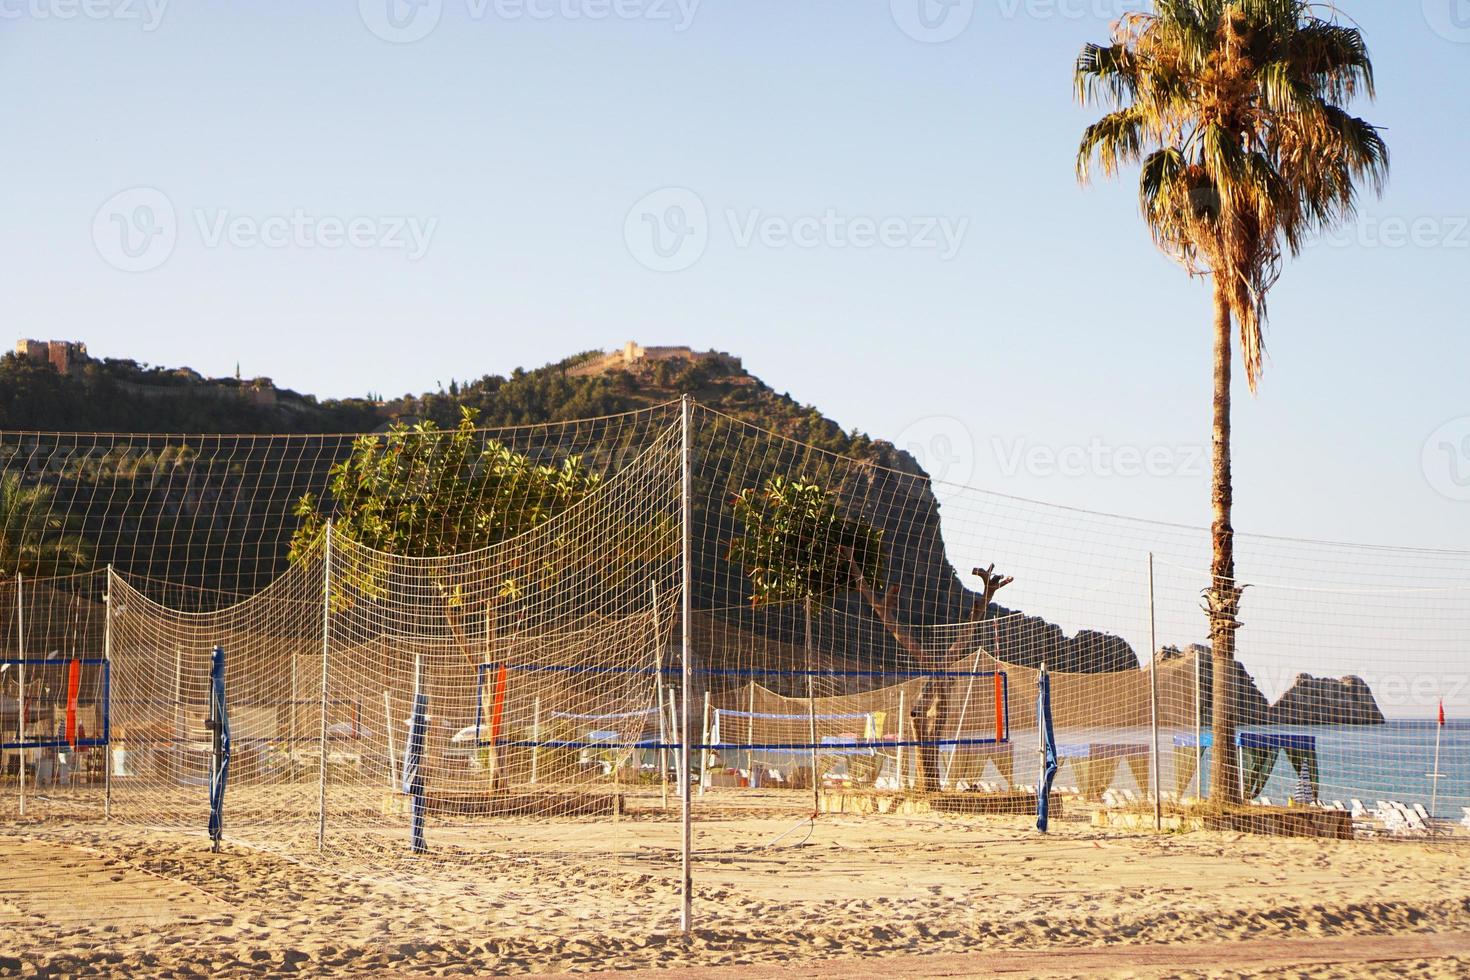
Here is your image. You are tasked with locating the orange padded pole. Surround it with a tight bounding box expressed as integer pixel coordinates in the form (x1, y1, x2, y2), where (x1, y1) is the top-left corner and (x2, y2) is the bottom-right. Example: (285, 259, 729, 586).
(489, 665, 509, 743)
(993, 673, 1004, 742)
(66, 658, 82, 747)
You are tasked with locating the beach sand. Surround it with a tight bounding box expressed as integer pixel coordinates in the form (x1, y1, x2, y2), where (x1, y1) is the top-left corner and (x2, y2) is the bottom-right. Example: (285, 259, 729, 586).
(1, 794, 1467, 977)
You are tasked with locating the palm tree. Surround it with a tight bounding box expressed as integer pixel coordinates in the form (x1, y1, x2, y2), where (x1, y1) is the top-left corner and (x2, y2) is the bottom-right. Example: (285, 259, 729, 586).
(1075, 2, 1387, 803)
(0, 474, 92, 580)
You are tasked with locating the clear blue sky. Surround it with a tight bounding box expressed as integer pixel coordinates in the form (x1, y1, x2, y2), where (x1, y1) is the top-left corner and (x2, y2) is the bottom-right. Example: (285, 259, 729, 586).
(2, 1, 1467, 559)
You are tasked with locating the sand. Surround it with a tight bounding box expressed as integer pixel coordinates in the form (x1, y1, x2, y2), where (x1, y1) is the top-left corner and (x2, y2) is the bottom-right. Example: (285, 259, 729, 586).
(1, 789, 1468, 977)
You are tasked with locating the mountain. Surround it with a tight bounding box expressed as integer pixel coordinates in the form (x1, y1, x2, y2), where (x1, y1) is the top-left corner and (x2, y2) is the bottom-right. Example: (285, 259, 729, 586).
(0, 340, 1379, 706)
(1269, 674, 1386, 726)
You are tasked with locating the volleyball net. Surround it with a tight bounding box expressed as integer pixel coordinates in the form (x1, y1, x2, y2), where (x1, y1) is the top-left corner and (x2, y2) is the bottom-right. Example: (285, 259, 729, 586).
(0, 398, 1466, 861)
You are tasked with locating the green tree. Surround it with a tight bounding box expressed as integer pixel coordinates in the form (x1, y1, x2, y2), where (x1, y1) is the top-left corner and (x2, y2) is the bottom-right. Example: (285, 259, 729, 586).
(728, 475, 1010, 794)
(1075, 1, 1387, 804)
(0, 474, 92, 580)
(727, 475, 884, 608)
(290, 407, 601, 659)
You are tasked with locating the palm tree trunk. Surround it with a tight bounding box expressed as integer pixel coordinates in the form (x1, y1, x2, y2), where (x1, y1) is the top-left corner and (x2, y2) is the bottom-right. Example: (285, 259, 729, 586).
(1208, 276, 1241, 805)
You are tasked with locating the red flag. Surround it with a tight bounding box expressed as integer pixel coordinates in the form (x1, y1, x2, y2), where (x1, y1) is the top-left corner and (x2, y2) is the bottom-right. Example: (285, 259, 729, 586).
(1440, 699, 1446, 727)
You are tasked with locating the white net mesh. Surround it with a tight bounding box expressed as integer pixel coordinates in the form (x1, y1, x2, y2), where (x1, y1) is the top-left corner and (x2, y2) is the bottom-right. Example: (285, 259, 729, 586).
(2, 398, 1468, 923)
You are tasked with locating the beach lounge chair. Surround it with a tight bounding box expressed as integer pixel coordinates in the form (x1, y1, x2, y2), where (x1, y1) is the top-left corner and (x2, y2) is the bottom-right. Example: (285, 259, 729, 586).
(1460, 807, 1470, 830)
(1413, 803, 1431, 822)
(1350, 799, 1367, 816)
(1331, 801, 1346, 811)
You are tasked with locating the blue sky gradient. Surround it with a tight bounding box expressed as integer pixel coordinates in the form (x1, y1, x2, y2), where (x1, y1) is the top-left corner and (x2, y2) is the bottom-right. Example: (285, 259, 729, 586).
(2, 1, 1467, 560)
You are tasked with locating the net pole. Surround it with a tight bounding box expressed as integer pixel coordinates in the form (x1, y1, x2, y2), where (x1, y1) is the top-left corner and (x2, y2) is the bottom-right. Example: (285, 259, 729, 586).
(942, 648, 984, 788)
(16, 573, 25, 819)
(173, 646, 183, 764)
(290, 652, 298, 780)
(1194, 647, 1202, 802)
(805, 595, 818, 814)
(531, 696, 545, 784)
(746, 683, 754, 782)
(1430, 708, 1444, 824)
(678, 394, 693, 936)
(317, 520, 333, 853)
(1148, 553, 1161, 831)
(103, 565, 113, 822)
(698, 692, 711, 797)
(383, 690, 396, 790)
(895, 688, 906, 791)
(650, 580, 666, 809)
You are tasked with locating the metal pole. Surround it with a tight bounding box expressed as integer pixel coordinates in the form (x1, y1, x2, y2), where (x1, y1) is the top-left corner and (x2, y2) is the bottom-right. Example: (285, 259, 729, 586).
(942, 648, 985, 789)
(698, 692, 710, 797)
(650, 580, 666, 808)
(530, 696, 541, 785)
(895, 688, 906, 791)
(174, 646, 183, 762)
(17, 573, 25, 818)
(290, 651, 298, 780)
(1194, 644, 1203, 802)
(678, 394, 693, 935)
(317, 520, 333, 852)
(1148, 553, 1161, 831)
(383, 689, 396, 790)
(805, 596, 818, 814)
(746, 682, 755, 782)
(1430, 705, 1444, 824)
(103, 566, 113, 821)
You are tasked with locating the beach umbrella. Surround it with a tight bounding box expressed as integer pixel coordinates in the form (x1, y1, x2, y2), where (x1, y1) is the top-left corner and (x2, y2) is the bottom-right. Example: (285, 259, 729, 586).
(207, 645, 231, 852)
(1035, 667, 1058, 833)
(403, 689, 429, 854)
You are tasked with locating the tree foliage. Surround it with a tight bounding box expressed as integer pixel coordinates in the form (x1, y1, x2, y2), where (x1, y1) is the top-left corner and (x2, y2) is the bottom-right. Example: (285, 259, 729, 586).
(289, 408, 601, 618)
(727, 475, 884, 608)
(0, 474, 92, 580)
(1075, 0, 1387, 391)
